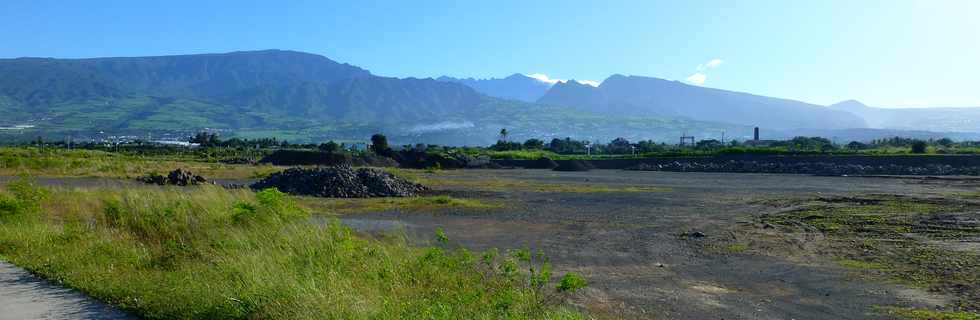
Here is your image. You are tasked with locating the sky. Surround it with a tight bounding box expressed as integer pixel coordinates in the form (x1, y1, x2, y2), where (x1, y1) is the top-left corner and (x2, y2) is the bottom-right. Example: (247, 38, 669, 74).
(1, 0, 978, 107)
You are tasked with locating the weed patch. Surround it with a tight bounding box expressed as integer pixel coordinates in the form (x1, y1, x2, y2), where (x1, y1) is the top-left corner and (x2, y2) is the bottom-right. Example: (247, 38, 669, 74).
(298, 195, 500, 215)
(881, 307, 980, 320)
(749, 195, 980, 311)
(0, 182, 585, 319)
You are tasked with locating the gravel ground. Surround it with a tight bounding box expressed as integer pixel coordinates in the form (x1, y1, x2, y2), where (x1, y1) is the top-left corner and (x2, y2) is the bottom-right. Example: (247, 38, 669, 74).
(338, 169, 979, 319)
(0, 262, 133, 320)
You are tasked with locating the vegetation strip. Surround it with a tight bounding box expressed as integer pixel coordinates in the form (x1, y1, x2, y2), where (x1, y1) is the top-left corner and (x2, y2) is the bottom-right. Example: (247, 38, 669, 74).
(0, 179, 586, 319)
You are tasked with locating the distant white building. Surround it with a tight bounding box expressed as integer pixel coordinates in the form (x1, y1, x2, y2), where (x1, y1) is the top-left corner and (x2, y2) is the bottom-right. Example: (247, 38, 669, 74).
(151, 140, 200, 148)
(348, 142, 368, 152)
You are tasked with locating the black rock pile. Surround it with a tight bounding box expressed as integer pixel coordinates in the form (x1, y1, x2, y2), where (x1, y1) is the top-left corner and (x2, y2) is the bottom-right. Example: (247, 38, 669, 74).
(625, 161, 980, 176)
(525, 157, 559, 169)
(250, 166, 427, 198)
(139, 169, 210, 186)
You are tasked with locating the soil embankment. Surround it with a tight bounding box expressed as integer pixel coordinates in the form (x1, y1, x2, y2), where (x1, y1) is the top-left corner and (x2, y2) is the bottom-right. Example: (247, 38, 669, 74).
(496, 154, 980, 175)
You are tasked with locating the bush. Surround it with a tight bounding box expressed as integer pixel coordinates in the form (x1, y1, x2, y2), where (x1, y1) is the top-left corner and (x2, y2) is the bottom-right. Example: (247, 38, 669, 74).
(557, 272, 587, 293)
(0, 177, 49, 219)
(911, 140, 928, 154)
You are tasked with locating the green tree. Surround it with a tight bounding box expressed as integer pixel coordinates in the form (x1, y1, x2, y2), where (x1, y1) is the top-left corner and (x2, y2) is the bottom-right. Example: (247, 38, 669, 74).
(318, 141, 340, 153)
(911, 140, 928, 154)
(936, 138, 954, 148)
(522, 139, 544, 150)
(370, 134, 389, 154)
(846, 141, 867, 150)
(499, 128, 509, 141)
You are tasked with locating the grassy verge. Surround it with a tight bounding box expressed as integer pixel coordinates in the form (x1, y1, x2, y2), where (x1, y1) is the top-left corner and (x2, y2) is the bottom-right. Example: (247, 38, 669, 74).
(0, 147, 281, 179)
(0, 179, 586, 319)
(881, 307, 980, 320)
(731, 195, 980, 313)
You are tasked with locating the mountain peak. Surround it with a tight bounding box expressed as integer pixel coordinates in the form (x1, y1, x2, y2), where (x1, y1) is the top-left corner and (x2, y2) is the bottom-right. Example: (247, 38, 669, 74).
(829, 100, 870, 109)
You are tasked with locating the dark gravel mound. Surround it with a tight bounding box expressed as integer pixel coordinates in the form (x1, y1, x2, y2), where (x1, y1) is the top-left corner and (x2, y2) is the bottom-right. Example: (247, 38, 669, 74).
(525, 157, 559, 169)
(138, 169, 209, 186)
(250, 166, 426, 198)
(553, 160, 593, 172)
(625, 160, 980, 176)
(260, 150, 398, 167)
(391, 150, 464, 169)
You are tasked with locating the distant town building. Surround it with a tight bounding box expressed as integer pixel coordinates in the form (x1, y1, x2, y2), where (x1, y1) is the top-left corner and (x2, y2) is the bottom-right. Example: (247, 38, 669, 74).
(745, 126, 777, 147)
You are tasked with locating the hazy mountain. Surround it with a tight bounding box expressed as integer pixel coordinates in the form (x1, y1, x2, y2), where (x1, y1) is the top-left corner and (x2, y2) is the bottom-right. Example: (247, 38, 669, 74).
(829, 100, 980, 133)
(2, 49, 972, 145)
(2, 50, 737, 144)
(437, 73, 552, 102)
(538, 74, 868, 130)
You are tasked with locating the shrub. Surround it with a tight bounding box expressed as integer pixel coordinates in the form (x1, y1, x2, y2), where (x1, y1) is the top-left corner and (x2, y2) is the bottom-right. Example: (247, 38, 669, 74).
(911, 140, 928, 154)
(557, 272, 587, 293)
(0, 177, 49, 219)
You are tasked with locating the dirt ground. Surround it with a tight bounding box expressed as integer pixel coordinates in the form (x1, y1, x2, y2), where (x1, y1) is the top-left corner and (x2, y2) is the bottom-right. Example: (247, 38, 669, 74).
(337, 169, 980, 319)
(3, 170, 978, 319)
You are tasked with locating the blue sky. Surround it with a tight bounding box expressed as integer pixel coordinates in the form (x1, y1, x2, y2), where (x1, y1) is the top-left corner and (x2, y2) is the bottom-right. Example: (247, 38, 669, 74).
(1, 0, 978, 107)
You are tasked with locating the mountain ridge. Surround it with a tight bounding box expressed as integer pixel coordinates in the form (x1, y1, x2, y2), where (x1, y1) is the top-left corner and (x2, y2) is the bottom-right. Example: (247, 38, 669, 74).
(3, 49, 975, 144)
(829, 100, 980, 132)
(538, 74, 867, 130)
(437, 73, 552, 102)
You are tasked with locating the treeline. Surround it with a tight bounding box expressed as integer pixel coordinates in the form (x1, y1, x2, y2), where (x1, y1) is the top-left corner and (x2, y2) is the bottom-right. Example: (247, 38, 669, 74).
(487, 136, 980, 156)
(9, 131, 980, 159)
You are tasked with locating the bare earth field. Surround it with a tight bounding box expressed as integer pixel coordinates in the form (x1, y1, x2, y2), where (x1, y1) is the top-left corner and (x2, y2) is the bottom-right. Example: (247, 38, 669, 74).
(3, 170, 979, 319)
(337, 170, 980, 319)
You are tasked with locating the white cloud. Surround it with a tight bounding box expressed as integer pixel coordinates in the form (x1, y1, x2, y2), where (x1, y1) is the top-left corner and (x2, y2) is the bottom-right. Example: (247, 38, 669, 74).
(524, 73, 599, 87)
(706, 58, 723, 68)
(686, 73, 707, 85)
(526, 73, 561, 84)
(687, 58, 723, 85)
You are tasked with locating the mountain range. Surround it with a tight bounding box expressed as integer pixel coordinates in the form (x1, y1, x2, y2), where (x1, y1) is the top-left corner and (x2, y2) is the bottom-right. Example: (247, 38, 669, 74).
(436, 74, 552, 103)
(828, 100, 980, 133)
(1, 49, 977, 144)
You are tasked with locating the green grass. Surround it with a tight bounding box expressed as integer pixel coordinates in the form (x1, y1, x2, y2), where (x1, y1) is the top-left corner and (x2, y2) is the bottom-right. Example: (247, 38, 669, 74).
(0, 179, 586, 319)
(723, 243, 749, 254)
(882, 307, 980, 320)
(0, 147, 280, 179)
(836, 258, 888, 270)
(298, 195, 501, 215)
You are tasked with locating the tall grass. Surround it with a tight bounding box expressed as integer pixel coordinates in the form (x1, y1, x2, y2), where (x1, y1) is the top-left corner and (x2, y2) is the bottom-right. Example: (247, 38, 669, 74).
(0, 147, 278, 179)
(0, 180, 585, 319)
